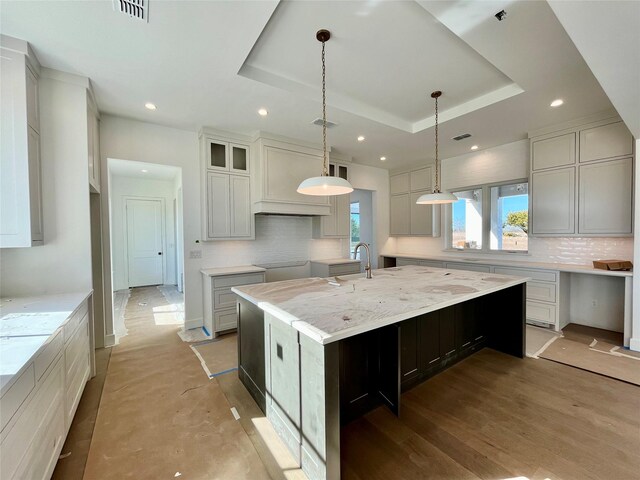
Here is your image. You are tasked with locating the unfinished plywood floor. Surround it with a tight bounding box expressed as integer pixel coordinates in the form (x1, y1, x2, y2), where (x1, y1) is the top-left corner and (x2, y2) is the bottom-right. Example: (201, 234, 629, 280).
(83, 286, 270, 479)
(342, 349, 640, 480)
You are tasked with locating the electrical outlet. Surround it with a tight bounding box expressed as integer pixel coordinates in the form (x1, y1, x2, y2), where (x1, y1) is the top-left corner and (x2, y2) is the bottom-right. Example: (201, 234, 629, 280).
(189, 250, 202, 259)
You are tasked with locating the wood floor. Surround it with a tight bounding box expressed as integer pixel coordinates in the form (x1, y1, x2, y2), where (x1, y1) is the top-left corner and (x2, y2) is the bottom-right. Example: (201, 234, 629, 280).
(342, 349, 640, 480)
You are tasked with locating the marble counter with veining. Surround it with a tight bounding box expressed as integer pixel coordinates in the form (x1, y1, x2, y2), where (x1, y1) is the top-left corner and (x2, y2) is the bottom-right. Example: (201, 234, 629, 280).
(232, 265, 529, 344)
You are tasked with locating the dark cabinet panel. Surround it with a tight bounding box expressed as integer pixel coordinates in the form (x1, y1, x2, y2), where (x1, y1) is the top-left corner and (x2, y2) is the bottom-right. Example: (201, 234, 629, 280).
(419, 311, 440, 370)
(400, 317, 419, 383)
(439, 307, 456, 358)
(237, 298, 266, 412)
(455, 302, 475, 350)
(378, 324, 400, 416)
(340, 331, 377, 423)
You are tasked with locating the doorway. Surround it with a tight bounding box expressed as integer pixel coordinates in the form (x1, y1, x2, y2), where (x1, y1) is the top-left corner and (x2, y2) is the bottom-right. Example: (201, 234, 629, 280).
(125, 197, 164, 287)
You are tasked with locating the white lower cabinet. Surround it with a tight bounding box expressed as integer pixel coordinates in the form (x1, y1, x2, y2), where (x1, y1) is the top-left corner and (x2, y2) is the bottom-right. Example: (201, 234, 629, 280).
(0, 298, 91, 480)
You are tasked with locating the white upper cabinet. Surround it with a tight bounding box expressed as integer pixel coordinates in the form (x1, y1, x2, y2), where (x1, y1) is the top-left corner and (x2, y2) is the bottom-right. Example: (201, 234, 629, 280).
(531, 132, 576, 171)
(531, 168, 575, 235)
(578, 157, 633, 234)
(390, 173, 410, 195)
(579, 121, 633, 163)
(529, 115, 634, 237)
(251, 136, 330, 216)
(199, 128, 254, 241)
(410, 191, 438, 236)
(0, 39, 43, 248)
(410, 167, 432, 192)
(313, 162, 350, 239)
(390, 194, 410, 235)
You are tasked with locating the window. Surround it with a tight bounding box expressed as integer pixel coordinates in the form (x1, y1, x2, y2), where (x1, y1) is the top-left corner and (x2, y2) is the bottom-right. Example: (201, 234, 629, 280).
(350, 201, 360, 259)
(449, 180, 528, 253)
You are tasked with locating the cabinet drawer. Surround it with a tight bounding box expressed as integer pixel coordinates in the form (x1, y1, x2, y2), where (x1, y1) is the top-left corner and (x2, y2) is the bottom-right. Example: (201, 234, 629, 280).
(493, 267, 557, 283)
(65, 316, 88, 383)
(213, 288, 238, 310)
(35, 330, 63, 381)
(0, 364, 35, 433)
(445, 262, 491, 273)
(329, 263, 361, 276)
(527, 281, 557, 303)
(526, 300, 557, 325)
(65, 344, 89, 425)
(214, 308, 237, 332)
(63, 300, 88, 343)
(213, 273, 265, 289)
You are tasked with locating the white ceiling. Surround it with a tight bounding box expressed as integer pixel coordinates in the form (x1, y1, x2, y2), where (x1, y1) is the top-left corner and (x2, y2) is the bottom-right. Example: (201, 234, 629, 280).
(0, 0, 621, 169)
(109, 158, 180, 181)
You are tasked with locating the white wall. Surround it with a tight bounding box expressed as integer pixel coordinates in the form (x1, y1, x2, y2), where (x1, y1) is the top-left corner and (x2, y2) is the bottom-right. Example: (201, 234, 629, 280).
(0, 73, 92, 296)
(99, 116, 390, 329)
(633, 138, 640, 351)
(110, 174, 178, 291)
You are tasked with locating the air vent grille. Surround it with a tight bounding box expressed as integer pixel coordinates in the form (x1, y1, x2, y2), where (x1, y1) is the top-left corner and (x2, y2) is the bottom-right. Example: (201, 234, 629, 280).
(114, 0, 148, 22)
(452, 133, 472, 141)
(312, 118, 338, 128)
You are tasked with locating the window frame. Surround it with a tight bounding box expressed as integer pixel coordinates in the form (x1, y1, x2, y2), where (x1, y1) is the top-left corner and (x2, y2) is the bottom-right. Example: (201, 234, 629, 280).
(443, 178, 530, 255)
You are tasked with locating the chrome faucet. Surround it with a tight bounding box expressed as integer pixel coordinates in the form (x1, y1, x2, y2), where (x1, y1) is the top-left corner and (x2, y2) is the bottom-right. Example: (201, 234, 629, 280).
(354, 242, 372, 279)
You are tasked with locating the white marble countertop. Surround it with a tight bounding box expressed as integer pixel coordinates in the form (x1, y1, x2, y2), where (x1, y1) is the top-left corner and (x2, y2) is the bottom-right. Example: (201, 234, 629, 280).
(200, 265, 266, 277)
(233, 265, 528, 345)
(310, 258, 361, 265)
(384, 253, 633, 278)
(0, 291, 91, 395)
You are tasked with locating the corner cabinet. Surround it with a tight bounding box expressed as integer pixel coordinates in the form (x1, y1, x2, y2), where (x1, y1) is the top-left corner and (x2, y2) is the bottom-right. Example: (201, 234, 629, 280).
(312, 161, 350, 239)
(0, 39, 44, 248)
(530, 116, 634, 237)
(250, 136, 331, 216)
(199, 128, 254, 241)
(389, 166, 441, 237)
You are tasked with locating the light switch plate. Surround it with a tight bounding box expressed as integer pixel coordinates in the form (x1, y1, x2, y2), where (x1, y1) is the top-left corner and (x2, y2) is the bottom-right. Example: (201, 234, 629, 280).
(189, 250, 202, 259)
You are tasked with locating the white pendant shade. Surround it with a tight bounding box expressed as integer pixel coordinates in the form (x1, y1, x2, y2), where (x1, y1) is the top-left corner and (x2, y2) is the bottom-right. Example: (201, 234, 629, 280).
(416, 191, 458, 204)
(297, 176, 354, 196)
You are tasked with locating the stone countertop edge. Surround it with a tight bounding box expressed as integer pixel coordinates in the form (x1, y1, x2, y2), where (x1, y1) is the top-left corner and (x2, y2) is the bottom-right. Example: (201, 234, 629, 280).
(384, 253, 633, 277)
(200, 265, 266, 277)
(0, 290, 93, 397)
(232, 275, 529, 346)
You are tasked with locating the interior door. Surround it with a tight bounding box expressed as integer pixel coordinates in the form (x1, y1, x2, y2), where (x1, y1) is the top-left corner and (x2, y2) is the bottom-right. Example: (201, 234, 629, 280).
(126, 199, 163, 287)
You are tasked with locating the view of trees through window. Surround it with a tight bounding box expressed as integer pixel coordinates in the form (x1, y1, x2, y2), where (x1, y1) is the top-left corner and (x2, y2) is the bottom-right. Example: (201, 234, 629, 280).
(451, 182, 528, 252)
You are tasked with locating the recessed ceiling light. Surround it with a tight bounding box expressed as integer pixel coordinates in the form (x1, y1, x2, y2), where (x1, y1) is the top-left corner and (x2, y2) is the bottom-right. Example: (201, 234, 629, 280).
(471, 145, 479, 151)
(258, 108, 268, 116)
(144, 102, 157, 110)
(357, 135, 365, 142)
(380, 156, 386, 161)
(141, 169, 148, 173)
(550, 99, 564, 107)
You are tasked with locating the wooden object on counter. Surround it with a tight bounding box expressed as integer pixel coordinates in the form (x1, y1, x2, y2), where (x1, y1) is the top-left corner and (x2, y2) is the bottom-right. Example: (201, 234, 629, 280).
(593, 259, 633, 271)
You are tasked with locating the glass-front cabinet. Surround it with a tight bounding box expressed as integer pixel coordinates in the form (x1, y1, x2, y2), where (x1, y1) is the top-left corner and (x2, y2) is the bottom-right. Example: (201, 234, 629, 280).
(206, 139, 250, 174)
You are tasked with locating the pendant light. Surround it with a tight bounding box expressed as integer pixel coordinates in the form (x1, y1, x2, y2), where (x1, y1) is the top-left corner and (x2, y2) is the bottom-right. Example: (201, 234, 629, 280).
(416, 91, 458, 204)
(298, 30, 354, 196)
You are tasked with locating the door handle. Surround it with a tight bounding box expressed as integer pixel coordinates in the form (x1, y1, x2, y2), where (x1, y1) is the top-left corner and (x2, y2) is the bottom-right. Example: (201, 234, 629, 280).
(158, 252, 162, 255)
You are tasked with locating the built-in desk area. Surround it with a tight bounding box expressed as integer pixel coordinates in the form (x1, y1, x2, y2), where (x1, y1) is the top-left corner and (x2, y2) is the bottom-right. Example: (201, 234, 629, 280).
(381, 254, 633, 347)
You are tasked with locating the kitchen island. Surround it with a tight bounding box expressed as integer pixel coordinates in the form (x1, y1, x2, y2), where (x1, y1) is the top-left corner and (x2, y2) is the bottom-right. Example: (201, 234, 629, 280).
(232, 265, 528, 480)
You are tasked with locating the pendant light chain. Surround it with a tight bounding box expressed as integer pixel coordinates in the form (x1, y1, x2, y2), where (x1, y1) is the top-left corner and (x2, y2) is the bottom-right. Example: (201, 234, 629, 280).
(434, 93, 440, 193)
(321, 39, 328, 177)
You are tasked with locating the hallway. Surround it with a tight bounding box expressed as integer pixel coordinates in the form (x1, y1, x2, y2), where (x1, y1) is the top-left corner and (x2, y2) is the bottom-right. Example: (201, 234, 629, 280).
(82, 286, 269, 479)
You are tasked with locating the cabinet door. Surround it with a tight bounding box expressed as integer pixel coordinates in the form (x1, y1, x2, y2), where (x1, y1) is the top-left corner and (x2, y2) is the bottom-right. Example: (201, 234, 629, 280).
(580, 122, 633, 163)
(419, 311, 440, 370)
(26, 66, 39, 133)
(578, 158, 633, 234)
(336, 193, 350, 237)
(28, 128, 43, 242)
(532, 133, 575, 171)
(207, 172, 230, 238)
(206, 139, 229, 171)
(531, 168, 575, 235)
(410, 191, 433, 235)
(439, 306, 456, 358)
(390, 194, 410, 235)
(230, 144, 249, 174)
(230, 175, 251, 237)
(410, 167, 432, 191)
(390, 173, 410, 195)
(400, 318, 419, 385)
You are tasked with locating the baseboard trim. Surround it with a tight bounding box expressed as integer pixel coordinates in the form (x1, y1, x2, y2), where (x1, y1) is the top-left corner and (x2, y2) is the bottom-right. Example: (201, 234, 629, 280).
(104, 333, 116, 347)
(629, 337, 640, 353)
(185, 318, 203, 330)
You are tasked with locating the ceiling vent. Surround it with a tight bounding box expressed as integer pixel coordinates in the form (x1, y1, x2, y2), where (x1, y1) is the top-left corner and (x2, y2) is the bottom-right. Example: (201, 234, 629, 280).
(452, 133, 472, 141)
(312, 118, 338, 128)
(114, 0, 149, 22)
